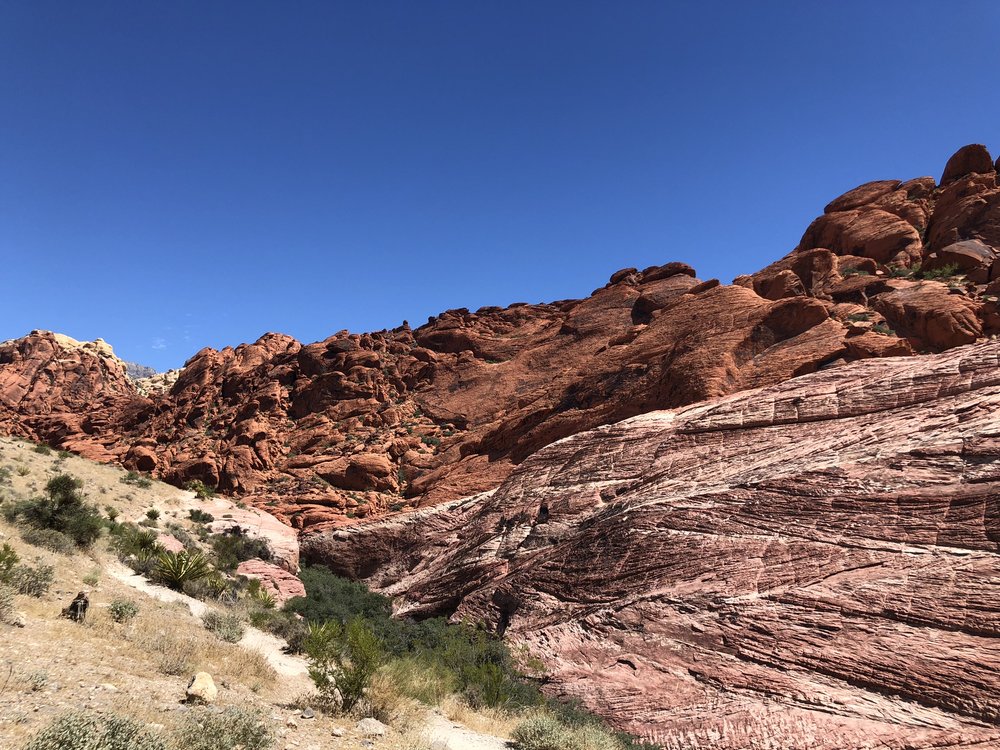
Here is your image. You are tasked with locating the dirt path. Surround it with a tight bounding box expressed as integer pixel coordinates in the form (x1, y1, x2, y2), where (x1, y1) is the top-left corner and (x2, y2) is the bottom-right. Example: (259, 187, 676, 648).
(107, 562, 310, 683)
(424, 712, 510, 750)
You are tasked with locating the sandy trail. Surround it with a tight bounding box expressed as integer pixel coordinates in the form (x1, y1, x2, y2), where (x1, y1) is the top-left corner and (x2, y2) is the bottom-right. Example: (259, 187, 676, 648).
(107, 562, 310, 682)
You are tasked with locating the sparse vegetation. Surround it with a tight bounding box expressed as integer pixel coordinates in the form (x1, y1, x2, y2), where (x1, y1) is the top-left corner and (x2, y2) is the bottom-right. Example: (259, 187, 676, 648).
(918, 263, 960, 280)
(203, 610, 246, 642)
(32, 444, 52, 456)
(120, 470, 153, 488)
(185, 479, 216, 499)
(23, 710, 167, 750)
(108, 597, 140, 623)
(145, 508, 160, 521)
(21, 527, 77, 555)
(188, 508, 215, 523)
(9, 562, 54, 596)
(174, 707, 275, 750)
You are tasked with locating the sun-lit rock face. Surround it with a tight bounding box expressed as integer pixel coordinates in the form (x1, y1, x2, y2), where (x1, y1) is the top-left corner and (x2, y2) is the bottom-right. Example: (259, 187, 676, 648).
(1, 144, 999, 534)
(303, 340, 1000, 748)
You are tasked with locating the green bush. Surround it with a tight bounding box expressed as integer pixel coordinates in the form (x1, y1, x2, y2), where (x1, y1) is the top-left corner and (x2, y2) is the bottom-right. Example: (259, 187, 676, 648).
(174, 707, 274, 750)
(203, 610, 245, 642)
(919, 263, 960, 280)
(0, 542, 18, 581)
(32, 444, 52, 456)
(184, 480, 216, 499)
(0, 466, 11, 483)
(10, 563, 54, 597)
(182, 570, 228, 600)
(110, 525, 162, 561)
(7, 474, 104, 548)
(145, 508, 160, 521)
(210, 532, 271, 571)
(290, 565, 538, 710)
(304, 617, 384, 713)
(153, 550, 212, 590)
(21, 527, 76, 555)
(22, 710, 166, 750)
(108, 598, 140, 624)
(188, 508, 215, 523)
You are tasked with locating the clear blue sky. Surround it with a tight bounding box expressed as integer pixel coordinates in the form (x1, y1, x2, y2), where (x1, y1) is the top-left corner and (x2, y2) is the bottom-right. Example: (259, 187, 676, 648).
(2, 2, 998, 370)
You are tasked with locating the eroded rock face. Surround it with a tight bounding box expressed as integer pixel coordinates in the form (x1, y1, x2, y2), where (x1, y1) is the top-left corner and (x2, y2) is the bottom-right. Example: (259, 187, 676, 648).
(303, 341, 1000, 749)
(2, 145, 1000, 533)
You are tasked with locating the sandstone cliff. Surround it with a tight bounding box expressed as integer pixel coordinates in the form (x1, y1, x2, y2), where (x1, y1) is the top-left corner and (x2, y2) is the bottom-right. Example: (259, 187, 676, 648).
(302, 340, 1000, 749)
(1, 144, 999, 533)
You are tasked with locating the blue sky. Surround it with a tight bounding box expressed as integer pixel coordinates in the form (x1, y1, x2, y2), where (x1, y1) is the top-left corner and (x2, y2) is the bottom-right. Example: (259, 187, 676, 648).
(2, 1, 998, 370)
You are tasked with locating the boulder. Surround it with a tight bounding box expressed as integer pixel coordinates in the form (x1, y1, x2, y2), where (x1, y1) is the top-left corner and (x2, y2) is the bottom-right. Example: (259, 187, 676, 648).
(186, 672, 217, 704)
(356, 718, 388, 737)
(235, 559, 306, 606)
(940, 143, 995, 184)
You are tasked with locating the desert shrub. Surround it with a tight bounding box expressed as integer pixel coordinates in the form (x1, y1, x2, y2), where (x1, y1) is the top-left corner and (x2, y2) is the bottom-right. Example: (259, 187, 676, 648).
(185, 480, 216, 499)
(108, 598, 140, 624)
(21, 527, 76, 555)
(153, 550, 212, 590)
(119, 471, 152, 488)
(919, 263, 960, 280)
(0, 583, 14, 624)
(0, 466, 11, 483)
(104, 505, 120, 522)
(210, 531, 271, 571)
(58, 450, 72, 459)
(0, 542, 18, 581)
(145, 508, 160, 521)
(203, 610, 246, 642)
(182, 569, 229, 600)
(32, 444, 52, 456)
(174, 707, 274, 750)
(16, 464, 30, 476)
(83, 568, 101, 586)
(872, 323, 896, 336)
(188, 508, 215, 523)
(7, 474, 104, 548)
(305, 617, 385, 713)
(23, 710, 167, 750)
(245, 578, 276, 609)
(111, 524, 160, 552)
(512, 712, 627, 750)
(10, 563, 54, 596)
(512, 715, 574, 750)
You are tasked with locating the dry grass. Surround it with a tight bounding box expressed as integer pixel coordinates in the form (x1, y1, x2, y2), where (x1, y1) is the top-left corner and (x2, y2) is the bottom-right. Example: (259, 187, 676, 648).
(439, 695, 523, 738)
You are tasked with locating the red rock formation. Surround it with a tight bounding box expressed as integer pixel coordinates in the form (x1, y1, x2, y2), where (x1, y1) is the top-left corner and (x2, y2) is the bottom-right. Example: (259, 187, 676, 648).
(2, 145, 1000, 532)
(303, 340, 1000, 748)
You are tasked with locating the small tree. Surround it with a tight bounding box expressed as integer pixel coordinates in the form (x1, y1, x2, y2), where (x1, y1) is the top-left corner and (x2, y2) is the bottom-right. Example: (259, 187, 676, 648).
(304, 617, 384, 713)
(9, 474, 103, 548)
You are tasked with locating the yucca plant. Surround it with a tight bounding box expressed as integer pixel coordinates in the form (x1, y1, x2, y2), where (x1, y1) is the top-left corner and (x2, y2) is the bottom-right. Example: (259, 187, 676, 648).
(154, 550, 212, 590)
(247, 579, 276, 609)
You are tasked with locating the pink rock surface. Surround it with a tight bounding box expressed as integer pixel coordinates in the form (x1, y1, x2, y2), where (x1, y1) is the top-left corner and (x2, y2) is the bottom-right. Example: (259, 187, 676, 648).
(235, 559, 305, 605)
(304, 341, 1000, 748)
